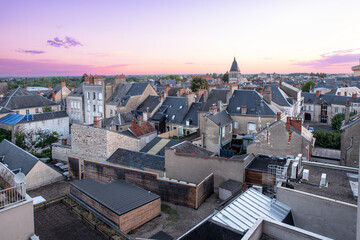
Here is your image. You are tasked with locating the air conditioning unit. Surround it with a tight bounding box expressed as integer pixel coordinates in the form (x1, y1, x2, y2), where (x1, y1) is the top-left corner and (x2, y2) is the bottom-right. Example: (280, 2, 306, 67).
(291, 162, 299, 179)
(302, 169, 309, 181)
(252, 185, 263, 193)
(320, 173, 327, 186)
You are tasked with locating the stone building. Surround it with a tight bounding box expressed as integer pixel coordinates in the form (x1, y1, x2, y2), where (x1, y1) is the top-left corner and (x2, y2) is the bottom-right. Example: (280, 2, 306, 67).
(340, 107, 360, 167)
(247, 116, 314, 160)
(229, 57, 242, 84)
(43, 81, 71, 105)
(0, 87, 60, 115)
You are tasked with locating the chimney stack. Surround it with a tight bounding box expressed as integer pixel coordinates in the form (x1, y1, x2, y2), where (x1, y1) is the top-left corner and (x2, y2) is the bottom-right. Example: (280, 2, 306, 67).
(186, 93, 195, 111)
(277, 112, 281, 120)
(38, 89, 41, 95)
(61, 138, 67, 146)
(61, 81, 66, 88)
(345, 98, 350, 124)
(93, 116, 100, 127)
(52, 91, 55, 100)
(263, 87, 272, 104)
(352, 93, 357, 99)
(241, 105, 247, 114)
(131, 117, 137, 127)
(209, 104, 217, 115)
(217, 100, 222, 112)
(316, 90, 321, 98)
(286, 117, 302, 134)
(337, 92, 341, 96)
(203, 89, 209, 102)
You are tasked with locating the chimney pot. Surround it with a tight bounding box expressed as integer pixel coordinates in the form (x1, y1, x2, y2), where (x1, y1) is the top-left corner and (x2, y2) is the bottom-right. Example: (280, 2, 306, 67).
(352, 93, 357, 99)
(241, 105, 247, 114)
(61, 138, 67, 146)
(316, 90, 321, 98)
(277, 112, 281, 120)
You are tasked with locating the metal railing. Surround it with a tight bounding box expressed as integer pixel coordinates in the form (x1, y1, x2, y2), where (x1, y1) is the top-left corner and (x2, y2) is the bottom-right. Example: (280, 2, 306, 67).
(0, 183, 26, 208)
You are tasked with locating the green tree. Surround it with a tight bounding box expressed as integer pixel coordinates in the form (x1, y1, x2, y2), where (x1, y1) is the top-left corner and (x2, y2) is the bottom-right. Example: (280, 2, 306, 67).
(222, 71, 229, 83)
(331, 112, 356, 131)
(0, 129, 11, 142)
(313, 130, 341, 149)
(302, 80, 316, 92)
(42, 105, 52, 112)
(190, 77, 209, 92)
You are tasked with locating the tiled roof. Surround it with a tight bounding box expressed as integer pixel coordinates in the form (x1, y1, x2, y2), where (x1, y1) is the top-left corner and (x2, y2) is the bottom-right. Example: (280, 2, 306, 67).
(71, 178, 160, 215)
(129, 122, 156, 137)
(227, 90, 276, 116)
(19, 111, 68, 123)
(102, 112, 134, 127)
(264, 84, 291, 107)
(0, 88, 58, 110)
(171, 141, 215, 156)
(341, 112, 360, 130)
(107, 148, 165, 171)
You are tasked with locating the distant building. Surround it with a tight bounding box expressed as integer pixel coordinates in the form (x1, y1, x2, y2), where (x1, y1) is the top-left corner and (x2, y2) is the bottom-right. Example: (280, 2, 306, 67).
(43, 81, 71, 106)
(352, 63, 360, 77)
(229, 57, 241, 84)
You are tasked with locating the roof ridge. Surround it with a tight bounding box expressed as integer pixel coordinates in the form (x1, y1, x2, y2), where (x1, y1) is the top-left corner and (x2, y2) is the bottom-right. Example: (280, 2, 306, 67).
(4, 87, 20, 108)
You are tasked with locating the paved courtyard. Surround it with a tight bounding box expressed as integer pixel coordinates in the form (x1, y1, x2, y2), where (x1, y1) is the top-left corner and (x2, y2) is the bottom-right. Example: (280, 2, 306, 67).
(34, 202, 106, 240)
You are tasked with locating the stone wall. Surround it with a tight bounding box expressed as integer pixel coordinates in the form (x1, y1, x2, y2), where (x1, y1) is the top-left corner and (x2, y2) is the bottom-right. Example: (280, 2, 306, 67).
(341, 121, 360, 167)
(52, 144, 72, 162)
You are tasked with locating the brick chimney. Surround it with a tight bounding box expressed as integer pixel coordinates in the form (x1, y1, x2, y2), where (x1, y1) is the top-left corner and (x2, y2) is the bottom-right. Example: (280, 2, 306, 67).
(352, 93, 357, 99)
(38, 89, 41, 95)
(337, 92, 341, 96)
(277, 112, 281, 120)
(48, 86, 52, 89)
(279, 80, 282, 88)
(344, 92, 347, 96)
(61, 81, 66, 88)
(241, 105, 247, 114)
(61, 138, 67, 146)
(131, 117, 137, 127)
(286, 117, 302, 134)
(186, 93, 195, 111)
(209, 104, 217, 115)
(52, 91, 55, 100)
(263, 87, 272, 104)
(345, 98, 350, 124)
(93, 116, 100, 127)
(316, 90, 321, 98)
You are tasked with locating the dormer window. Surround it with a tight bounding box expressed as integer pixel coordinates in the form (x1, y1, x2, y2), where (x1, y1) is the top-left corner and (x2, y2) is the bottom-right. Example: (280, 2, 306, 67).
(179, 106, 183, 109)
(236, 107, 241, 111)
(172, 115, 176, 120)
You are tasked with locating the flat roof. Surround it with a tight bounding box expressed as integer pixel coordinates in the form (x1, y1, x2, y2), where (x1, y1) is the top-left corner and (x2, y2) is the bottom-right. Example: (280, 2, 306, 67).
(246, 154, 287, 173)
(288, 162, 358, 205)
(71, 178, 160, 215)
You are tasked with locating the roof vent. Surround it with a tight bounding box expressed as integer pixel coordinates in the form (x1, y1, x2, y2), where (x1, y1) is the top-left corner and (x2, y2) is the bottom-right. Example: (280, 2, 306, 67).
(320, 173, 327, 186)
(0, 156, 4, 162)
(302, 169, 309, 181)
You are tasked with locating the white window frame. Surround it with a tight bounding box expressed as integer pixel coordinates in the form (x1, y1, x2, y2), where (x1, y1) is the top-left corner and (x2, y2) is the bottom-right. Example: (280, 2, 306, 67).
(229, 123, 232, 133)
(222, 127, 225, 137)
(234, 120, 238, 129)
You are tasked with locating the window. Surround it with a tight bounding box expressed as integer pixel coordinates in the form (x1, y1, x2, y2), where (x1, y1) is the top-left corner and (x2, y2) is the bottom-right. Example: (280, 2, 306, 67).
(146, 136, 150, 143)
(335, 107, 338, 113)
(186, 120, 190, 126)
(172, 115, 176, 120)
(99, 105, 103, 113)
(99, 93, 103, 100)
(71, 101, 74, 109)
(93, 105, 96, 112)
(222, 127, 225, 137)
(179, 106, 183, 109)
(26, 109, 29, 115)
(87, 92, 90, 99)
(303, 106, 306, 111)
(110, 109, 113, 114)
(93, 92, 96, 100)
(87, 105, 90, 112)
(236, 107, 241, 111)
(35, 108, 39, 113)
(234, 120, 238, 129)
(342, 108, 345, 114)
(76, 102, 80, 109)
(308, 106, 311, 111)
(248, 122, 256, 133)
(229, 123, 232, 133)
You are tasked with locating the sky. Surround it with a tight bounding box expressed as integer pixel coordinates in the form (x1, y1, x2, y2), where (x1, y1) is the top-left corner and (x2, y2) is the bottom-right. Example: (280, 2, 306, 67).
(1, 0, 360, 76)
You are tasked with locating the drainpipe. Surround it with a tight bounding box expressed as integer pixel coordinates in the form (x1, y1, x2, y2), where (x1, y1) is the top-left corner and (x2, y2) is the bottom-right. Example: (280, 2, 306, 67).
(219, 126, 222, 156)
(344, 136, 353, 166)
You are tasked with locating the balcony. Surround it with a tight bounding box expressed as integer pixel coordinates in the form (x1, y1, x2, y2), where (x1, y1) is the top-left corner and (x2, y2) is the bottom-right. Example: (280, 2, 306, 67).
(0, 183, 26, 209)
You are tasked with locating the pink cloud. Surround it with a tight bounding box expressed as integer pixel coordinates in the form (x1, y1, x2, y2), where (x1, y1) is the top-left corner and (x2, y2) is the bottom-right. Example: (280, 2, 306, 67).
(0, 59, 130, 76)
(293, 48, 360, 69)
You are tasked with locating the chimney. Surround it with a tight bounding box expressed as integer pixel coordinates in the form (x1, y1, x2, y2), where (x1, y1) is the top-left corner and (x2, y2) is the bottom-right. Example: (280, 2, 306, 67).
(52, 91, 55, 100)
(230, 84, 237, 96)
(277, 112, 281, 120)
(217, 100, 222, 112)
(38, 89, 41, 95)
(337, 92, 341, 96)
(93, 116, 100, 127)
(345, 98, 350, 124)
(263, 87, 272, 104)
(203, 89, 209, 102)
(241, 105, 247, 114)
(316, 90, 321, 98)
(61, 138, 67, 146)
(61, 81, 66, 88)
(344, 92, 347, 96)
(143, 107, 149, 121)
(279, 80, 282, 88)
(286, 117, 302, 134)
(209, 104, 217, 115)
(131, 117, 137, 127)
(48, 86, 52, 89)
(186, 93, 195, 111)
(352, 93, 357, 99)
(286, 117, 291, 131)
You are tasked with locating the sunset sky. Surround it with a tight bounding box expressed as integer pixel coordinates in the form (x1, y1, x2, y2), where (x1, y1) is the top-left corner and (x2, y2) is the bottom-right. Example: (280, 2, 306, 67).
(1, 0, 360, 76)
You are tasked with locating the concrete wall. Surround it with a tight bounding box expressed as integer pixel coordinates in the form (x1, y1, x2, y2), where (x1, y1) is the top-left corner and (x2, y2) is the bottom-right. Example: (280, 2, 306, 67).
(0, 196, 34, 240)
(25, 161, 63, 189)
(341, 121, 360, 167)
(52, 144, 72, 162)
(277, 185, 357, 240)
(247, 120, 313, 160)
(165, 148, 253, 187)
(71, 124, 139, 162)
(15, 116, 70, 138)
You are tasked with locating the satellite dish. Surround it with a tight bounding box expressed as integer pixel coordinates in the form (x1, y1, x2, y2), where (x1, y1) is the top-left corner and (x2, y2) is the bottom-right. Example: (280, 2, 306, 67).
(14, 172, 25, 184)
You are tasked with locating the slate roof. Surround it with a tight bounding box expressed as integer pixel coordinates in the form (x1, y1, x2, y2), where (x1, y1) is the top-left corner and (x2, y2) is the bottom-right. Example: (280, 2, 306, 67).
(71, 178, 160, 216)
(151, 97, 187, 124)
(0, 88, 58, 110)
(68, 83, 84, 97)
(264, 84, 291, 107)
(302, 92, 360, 105)
(199, 89, 228, 112)
(230, 58, 240, 72)
(171, 141, 215, 156)
(140, 137, 179, 156)
(227, 90, 276, 116)
(136, 95, 160, 113)
(181, 102, 201, 126)
(0, 139, 38, 175)
(102, 112, 134, 127)
(107, 148, 165, 171)
(0, 107, 13, 114)
(129, 122, 156, 137)
(107, 82, 149, 107)
(43, 85, 61, 99)
(207, 110, 232, 127)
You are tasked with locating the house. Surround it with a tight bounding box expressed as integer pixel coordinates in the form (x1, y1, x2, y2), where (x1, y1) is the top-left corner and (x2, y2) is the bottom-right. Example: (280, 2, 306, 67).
(70, 178, 160, 233)
(43, 81, 71, 105)
(302, 91, 360, 124)
(340, 110, 360, 167)
(247, 116, 314, 160)
(135, 95, 162, 121)
(276, 161, 358, 240)
(165, 141, 254, 187)
(0, 160, 35, 240)
(106, 82, 157, 118)
(198, 106, 233, 154)
(101, 111, 134, 131)
(0, 139, 63, 189)
(0, 87, 60, 115)
(127, 119, 157, 147)
(0, 111, 69, 142)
